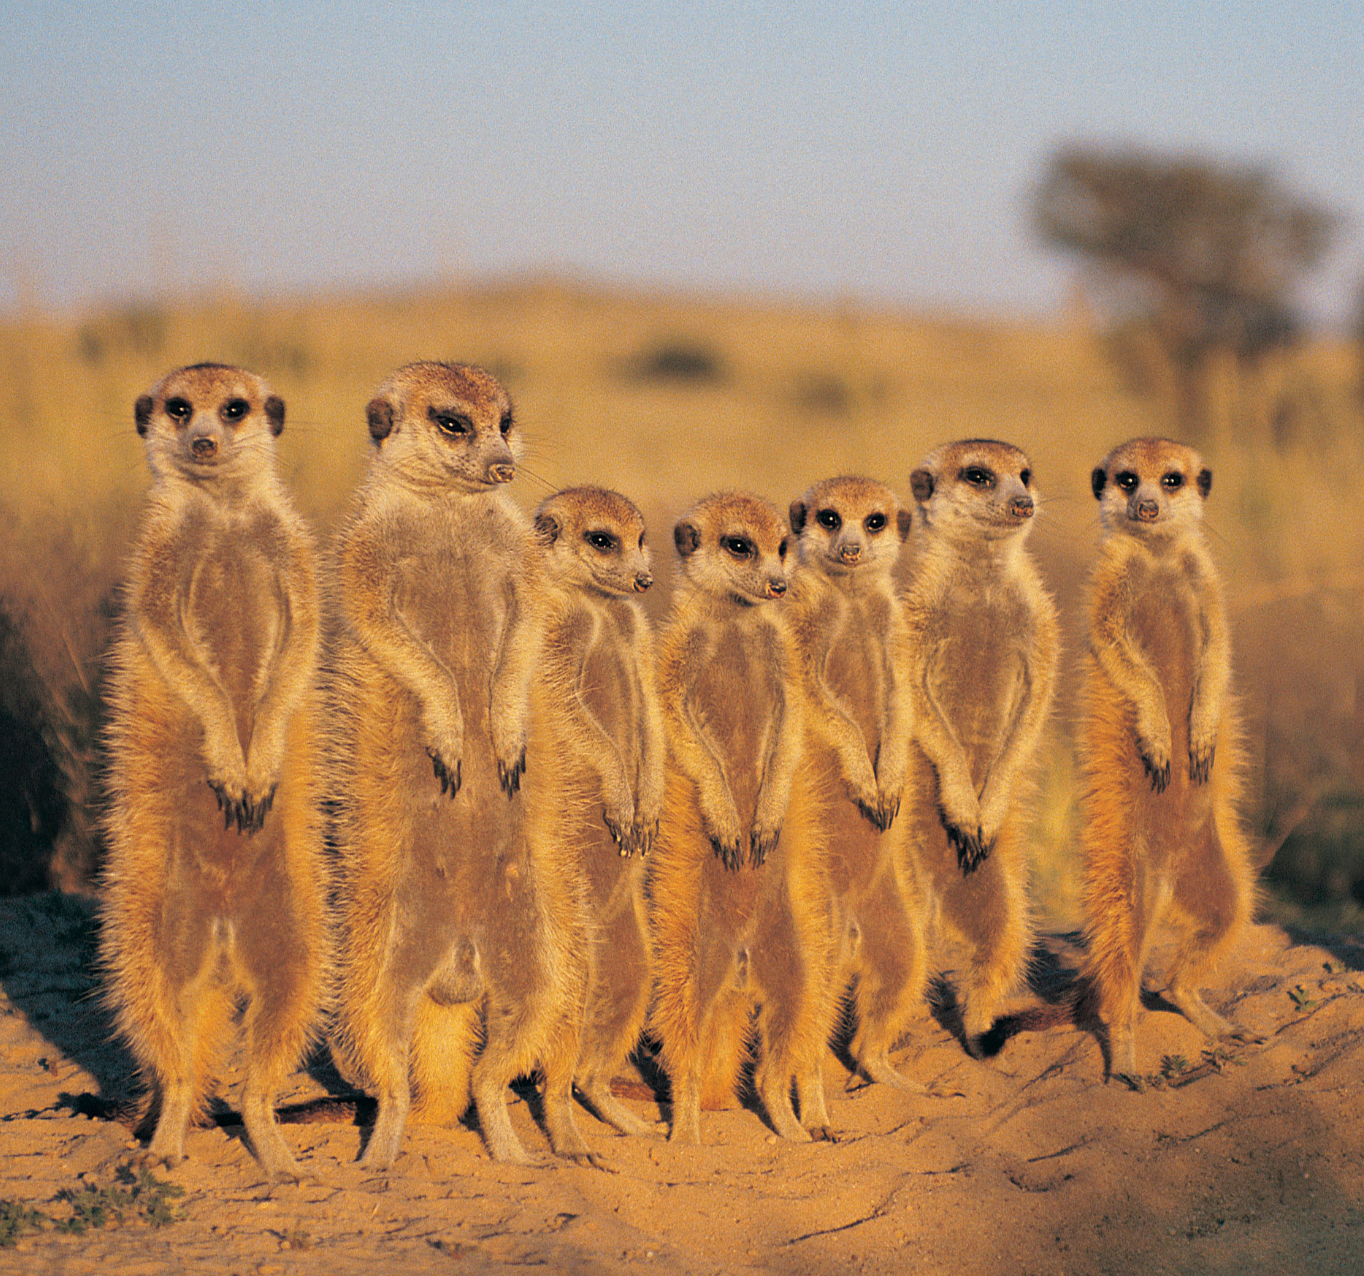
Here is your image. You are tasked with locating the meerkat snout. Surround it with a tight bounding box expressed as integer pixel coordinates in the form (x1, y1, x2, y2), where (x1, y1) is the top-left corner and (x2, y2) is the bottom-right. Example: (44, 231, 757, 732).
(767, 576, 787, 598)
(1010, 494, 1034, 519)
(633, 572, 653, 592)
(488, 460, 515, 484)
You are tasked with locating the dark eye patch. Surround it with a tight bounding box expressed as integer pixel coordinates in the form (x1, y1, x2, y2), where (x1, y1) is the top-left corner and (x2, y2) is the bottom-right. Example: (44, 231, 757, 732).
(165, 397, 192, 422)
(864, 512, 887, 532)
(816, 508, 841, 531)
(500, 412, 514, 436)
(1115, 470, 1139, 492)
(1162, 472, 1184, 490)
(962, 466, 995, 488)
(1019, 469, 1031, 487)
(221, 398, 249, 423)
(429, 407, 472, 435)
(585, 529, 618, 552)
(723, 535, 754, 559)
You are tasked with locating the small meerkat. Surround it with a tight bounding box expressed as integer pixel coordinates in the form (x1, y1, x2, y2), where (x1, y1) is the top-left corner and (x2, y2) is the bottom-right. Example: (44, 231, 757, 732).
(328, 362, 596, 1170)
(648, 492, 834, 1144)
(532, 486, 665, 1136)
(1081, 437, 1259, 1087)
(786, 476, 923, 1090)
(901, 440, 1059, 1057)
(100, 364, 328, 1181)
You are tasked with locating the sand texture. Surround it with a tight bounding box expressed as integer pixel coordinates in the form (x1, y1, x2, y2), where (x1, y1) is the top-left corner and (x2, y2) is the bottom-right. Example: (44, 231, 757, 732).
(0, 893, 1360, 1275)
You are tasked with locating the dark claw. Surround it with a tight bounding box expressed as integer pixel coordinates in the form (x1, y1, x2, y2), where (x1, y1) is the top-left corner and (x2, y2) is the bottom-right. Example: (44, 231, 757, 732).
(941, 812, 991, 875)
(1189, 745, 1214, 785)
(856, 799, 889, 832)
(603, 811, 630, 856)
(1142, 753, 1171, 794)
(709, 835, 743, 872)
(634, 821, 657, 857)
(498, 749, 526, 797)
(749, 827, 779, 868)
(427, 749, 462, 799)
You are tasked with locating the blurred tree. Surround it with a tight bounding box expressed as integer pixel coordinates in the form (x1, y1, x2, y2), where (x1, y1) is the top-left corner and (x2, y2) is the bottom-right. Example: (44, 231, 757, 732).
(1035, 147, 1337, 438)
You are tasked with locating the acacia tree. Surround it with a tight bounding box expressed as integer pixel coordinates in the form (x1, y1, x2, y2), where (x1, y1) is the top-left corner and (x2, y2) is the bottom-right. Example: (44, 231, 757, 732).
(1035, 146, 1337, 435)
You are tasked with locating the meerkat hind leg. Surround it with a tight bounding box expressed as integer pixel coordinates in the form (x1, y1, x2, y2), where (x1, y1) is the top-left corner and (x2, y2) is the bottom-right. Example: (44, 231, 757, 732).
(576, 1073, 664, 1137)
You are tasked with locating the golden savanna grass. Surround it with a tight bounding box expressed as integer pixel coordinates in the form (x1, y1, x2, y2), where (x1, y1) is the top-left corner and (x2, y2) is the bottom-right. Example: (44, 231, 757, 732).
(1, 279, 1361, 923)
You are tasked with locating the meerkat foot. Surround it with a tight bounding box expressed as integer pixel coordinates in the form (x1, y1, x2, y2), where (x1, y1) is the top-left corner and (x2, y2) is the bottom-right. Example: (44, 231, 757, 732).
(1188, 742, 1215, 785)
(632, 820, 658, 857)
(576, 1078, 662, 1137)
(1166, 985, 1260, 1044)
(1106, 1026, 1143, 1090)
(756, 1076, 811, 1142)
(749, 826, 780, 868)
(942, 816, 991, 875)
(1140, 749, 1171, 794)
(359, 1091, 410, 1171)
(602, 810, 630, 854)
(667, 1080, 703, 1145)
(854, 1054, 926, 1093)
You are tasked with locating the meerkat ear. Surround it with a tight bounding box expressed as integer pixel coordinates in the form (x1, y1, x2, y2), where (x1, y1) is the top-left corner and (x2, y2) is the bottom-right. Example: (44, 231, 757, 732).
(788, 499, 808, 534)
(909, 468, 934, 503)
(533, 511, 561, 545)
(264, 395, 285, 437)
(1196, 467, 1212, 498)
(674, 520, 701, 559)
(134, 395, 154, 437)
(366, 396, 395, 443)
(1091, 467, 1107, 499)
(896, 508, 913, 542)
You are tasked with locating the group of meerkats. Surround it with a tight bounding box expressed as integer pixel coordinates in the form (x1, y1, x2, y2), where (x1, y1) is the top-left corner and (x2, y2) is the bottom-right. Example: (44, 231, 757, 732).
(98, 359, 1261, 1182)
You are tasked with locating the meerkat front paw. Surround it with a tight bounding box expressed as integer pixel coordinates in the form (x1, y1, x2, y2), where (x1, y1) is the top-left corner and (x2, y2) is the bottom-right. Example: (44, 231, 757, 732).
(1187, 709, 1217, 785)
(701, 800, 744, 871)
(427, 747, 462, 798)
(1139, 747, 1171, 794)
(205, 744, 256, 832)
(497, 745, 526, 797)
(631, 818, 659, 857)
(942, 815, 990, 874)
(749, 821, 781, 868)
(602, 803, 636, 856)
(1134, 715, 1172, 793)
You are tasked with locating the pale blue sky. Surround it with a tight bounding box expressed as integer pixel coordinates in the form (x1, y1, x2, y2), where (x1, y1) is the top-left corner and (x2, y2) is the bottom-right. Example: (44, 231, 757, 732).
(3, 1, 1360, 324)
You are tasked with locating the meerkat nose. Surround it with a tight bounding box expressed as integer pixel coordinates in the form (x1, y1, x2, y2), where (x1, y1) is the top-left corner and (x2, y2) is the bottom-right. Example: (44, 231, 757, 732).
(839, 542, 862, 563)
(766, 578, 788, 598)
(487, 462, 516, 484)
(191, 436, 218, 460)
(633, 573, 653, 592)
(1010, 496, 1034, 519)
(1136, 498, 1160, 521)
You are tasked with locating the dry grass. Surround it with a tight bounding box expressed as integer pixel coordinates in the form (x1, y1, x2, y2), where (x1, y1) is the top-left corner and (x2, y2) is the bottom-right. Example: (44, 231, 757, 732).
(1, 278, 1360, 921)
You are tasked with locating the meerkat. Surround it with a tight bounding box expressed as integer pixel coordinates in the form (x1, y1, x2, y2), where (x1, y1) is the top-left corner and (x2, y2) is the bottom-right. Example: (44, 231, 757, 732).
(1080, 437, 1259, 1087)
(786, 476, 923, 1090)
(901, 440, 1059, 1057)
(531, 486, 666, 1136)
(100, 364, 328, 1181)
(648, 491, 834, 1144)
(328, 362, 596, 1170)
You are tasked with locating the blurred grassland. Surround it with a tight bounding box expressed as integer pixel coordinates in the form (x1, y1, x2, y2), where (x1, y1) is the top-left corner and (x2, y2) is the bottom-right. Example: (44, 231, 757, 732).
(1, 279, 1361, 931)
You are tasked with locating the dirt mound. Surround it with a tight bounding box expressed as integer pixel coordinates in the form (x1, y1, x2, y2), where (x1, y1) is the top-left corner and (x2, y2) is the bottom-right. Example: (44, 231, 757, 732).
(0, 894, 1359, 1274)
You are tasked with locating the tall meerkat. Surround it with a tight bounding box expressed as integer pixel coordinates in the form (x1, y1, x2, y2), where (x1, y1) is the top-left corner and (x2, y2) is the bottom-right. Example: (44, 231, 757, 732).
(786, 476, 923, 1089)
(1081, 437, 1259, 1087)
(532, 486, 665, 1136)
(901, 440, 1059, 1057)
(649, 492, 833, 1144)
(100, 364, 328, 1181)
(328, 362, 595, 1170)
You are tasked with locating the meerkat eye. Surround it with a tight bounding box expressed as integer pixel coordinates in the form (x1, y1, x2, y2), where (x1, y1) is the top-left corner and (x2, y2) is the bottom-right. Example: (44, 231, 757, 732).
(962, 466, 994, 488)
(1162, 471, 1185, 490)
(778, 537, 789, 558)
(864, 512, 887, 533)
(723, 535, 754, 559)
(816, 509, 841, 531)
(586, 530, 618, 553)
(499, 412, 513, 436)
(429, 408, 471, 436)
(220, 398, 249, 423)
(638, 532, 645, 550)
(1115, 471, 1139, 492)
(165, 397, 192, 423)
(1019, 469, 1031, 487)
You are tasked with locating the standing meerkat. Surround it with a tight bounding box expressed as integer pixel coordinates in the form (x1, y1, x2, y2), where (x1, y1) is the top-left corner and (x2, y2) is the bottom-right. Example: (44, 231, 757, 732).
(901, 440, 1059, 1057)
(648, 492, 833, 1144)
(101, 364, 328, 1181)
(532, 486, 666, 1136)
(328, 362, 595, 1170)
(786, 476, 923, 1090)
(1081, 437, 1259, 1087)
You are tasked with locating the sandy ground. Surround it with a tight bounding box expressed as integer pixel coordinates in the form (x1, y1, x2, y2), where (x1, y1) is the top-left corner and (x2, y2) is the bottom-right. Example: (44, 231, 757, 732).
(0, 893, 1360, 1276)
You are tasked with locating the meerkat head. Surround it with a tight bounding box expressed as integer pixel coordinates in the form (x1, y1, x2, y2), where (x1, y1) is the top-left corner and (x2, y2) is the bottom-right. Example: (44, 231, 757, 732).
(673, 491, 790, 607)
(364, 361, 519, 494)
(1092, 437, 1211, 540)
(534, 486, 653, 597)
(135, 363, 284, 485)
(789, 476, 911, 578)
(910, 439, 1037, 545)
